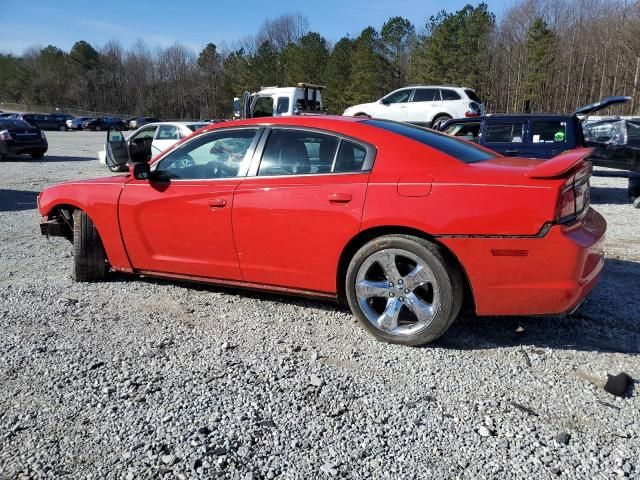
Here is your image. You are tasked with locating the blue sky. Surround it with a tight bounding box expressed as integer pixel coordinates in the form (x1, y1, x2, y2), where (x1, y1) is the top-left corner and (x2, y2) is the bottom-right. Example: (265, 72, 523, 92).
(0, 0, 507, 55)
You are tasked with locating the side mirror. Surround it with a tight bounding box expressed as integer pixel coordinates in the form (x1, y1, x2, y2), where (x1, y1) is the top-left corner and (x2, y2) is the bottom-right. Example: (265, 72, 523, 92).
(381, 98, 390, 106)
(132, 162, 150, 180)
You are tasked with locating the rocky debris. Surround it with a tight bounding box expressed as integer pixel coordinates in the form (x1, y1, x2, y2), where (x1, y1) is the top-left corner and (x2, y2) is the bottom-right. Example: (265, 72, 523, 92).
(555, 432, 571, 445)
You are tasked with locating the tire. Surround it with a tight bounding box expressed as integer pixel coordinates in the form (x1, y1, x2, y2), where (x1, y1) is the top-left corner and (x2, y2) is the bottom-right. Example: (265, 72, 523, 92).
(95, 126, 102, 131)
(31, 152, 45, 160)
(58, 125, 66, 131)
(431, 114, 452, 130)
(354, 112, 370, 118)
(73, 210, 108, 282)
(345, 235, 463, 346)
(108, 163, 128, 173)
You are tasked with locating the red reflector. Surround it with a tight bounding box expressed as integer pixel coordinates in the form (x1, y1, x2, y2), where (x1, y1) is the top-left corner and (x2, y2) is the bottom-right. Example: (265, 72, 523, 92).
(464, 112, 480, 117)
(490, 249, 529, 257)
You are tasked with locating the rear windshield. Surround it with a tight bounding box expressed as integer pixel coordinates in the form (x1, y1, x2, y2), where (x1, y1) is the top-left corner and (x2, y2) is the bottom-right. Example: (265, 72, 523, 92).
(363, 119, 496, 163)
(0, 120, 33, 129)
(465, 89, 482, 103)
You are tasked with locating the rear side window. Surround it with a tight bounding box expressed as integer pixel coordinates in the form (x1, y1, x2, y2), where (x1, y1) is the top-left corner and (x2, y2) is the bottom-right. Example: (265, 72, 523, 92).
(412, 88, 439, 102)
(334, 140, 367, 172)
(259, 130, 339, 176)
(441, 89, 461, 101)
(464, 89, 482, 103)
(485, 123, 525, 143)
(156, 125, 179, 140)
(364, 119, 496, 163)
(531, 121, 567, 143)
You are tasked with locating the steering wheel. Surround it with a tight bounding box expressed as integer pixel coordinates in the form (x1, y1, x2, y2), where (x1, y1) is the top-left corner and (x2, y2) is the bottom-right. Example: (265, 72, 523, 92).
(205, 160, 236, 178)
(164, 154, 195, 170)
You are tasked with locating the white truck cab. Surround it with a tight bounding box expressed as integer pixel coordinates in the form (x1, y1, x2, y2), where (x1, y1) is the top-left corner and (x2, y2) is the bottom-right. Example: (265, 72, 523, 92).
(234, 83, 324, 119)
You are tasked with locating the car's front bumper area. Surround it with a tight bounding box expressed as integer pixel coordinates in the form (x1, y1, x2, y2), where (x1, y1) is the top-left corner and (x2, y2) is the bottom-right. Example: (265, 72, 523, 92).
(439, 208, 606, 316)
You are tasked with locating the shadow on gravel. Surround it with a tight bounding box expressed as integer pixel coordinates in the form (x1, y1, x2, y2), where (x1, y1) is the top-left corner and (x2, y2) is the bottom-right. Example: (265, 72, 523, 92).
(0, 189, 39, 212)
(1, 154, 94, 162)
(590, 187, 632, 205)
(436, 258, 640, 355)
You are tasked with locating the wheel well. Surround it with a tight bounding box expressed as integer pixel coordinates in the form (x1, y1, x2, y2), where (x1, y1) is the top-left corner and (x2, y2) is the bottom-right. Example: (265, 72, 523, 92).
(47, 204, 78, 241)
(431, 113, 452, 127)
(354, 112, 370, 118)
(336, 226, 475, 311)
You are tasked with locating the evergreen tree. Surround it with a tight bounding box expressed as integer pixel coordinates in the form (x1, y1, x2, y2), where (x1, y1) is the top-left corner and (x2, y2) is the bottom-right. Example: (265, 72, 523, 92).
(524, 18, 556, 112)
(381, 17, 415, 89)
(412, 3, 494, 94)
(325, 37, 354, 113)
(285, 32, 329, 85)
(346, 27, 388, 105)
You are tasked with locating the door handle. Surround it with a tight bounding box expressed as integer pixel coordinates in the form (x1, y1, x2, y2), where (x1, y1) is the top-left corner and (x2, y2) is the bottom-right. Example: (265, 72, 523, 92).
(328, 193, 352, 204)
(504, 149, 520, 155)
(208, 198, 227, 208)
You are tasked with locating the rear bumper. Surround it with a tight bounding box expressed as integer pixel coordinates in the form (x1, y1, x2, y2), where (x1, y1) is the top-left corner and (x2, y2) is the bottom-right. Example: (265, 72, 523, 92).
(0, 142, 48, 156)
(440, 208, 606, 316)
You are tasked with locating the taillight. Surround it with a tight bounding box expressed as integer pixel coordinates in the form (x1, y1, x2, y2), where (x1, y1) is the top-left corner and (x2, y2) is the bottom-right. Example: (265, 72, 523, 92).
(465, 102, 481, 117)
(556, 162, 591, 224)
(0, 130, 12, 141)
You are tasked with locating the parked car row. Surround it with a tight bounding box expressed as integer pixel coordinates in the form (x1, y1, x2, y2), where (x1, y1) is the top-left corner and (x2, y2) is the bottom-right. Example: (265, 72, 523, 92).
(99, 121, 210, 171)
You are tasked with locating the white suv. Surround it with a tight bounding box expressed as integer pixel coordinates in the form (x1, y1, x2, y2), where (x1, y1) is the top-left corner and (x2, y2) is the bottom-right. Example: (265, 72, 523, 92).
(343, 86, 484, 129)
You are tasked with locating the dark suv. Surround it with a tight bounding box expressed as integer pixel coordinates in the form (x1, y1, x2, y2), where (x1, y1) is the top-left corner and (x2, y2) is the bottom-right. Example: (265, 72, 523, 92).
(19, 114, 68, 131)
(438, 96, 640, 201)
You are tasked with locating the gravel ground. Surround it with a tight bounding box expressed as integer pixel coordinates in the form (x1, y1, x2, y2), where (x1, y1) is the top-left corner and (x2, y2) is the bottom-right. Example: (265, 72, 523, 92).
(0, 131, 638, 479)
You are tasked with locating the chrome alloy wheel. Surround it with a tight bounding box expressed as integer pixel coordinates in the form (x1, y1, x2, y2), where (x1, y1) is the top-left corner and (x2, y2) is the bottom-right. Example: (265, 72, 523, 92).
(355, 248, 440, 336)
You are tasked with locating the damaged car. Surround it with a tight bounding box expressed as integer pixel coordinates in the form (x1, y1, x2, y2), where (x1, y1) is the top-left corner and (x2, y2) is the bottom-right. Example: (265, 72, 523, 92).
(39, 116, 605, 346)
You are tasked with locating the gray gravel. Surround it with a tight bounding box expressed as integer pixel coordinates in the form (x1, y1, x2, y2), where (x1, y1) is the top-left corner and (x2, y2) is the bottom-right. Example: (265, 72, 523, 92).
(1, 131, 639, 479)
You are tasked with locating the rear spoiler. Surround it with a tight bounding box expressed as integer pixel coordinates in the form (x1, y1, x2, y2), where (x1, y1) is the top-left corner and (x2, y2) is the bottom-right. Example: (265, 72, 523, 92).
(527, 148, 593, 179)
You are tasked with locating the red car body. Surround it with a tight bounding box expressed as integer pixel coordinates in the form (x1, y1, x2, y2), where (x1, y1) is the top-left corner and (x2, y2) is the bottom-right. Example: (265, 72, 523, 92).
(39, 116, 605, 319)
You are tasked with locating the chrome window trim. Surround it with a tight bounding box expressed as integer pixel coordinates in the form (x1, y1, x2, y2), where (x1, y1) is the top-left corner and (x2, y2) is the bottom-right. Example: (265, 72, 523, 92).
(149, 126, 265, 181)
(247, 126, 376, 178)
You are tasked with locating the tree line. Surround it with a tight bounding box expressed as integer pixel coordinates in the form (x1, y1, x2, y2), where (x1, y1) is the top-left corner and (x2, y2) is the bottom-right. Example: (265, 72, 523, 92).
(1, 0, 639, 120)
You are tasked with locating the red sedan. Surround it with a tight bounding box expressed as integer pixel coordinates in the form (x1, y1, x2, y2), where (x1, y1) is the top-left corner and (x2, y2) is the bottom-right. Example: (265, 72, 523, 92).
(38, 116, 605, 346)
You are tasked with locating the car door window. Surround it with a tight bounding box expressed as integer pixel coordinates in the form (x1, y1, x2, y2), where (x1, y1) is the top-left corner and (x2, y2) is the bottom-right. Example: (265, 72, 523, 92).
(531, 120, 567, 143)
(156, 125, 179, 140)
(253, 96, 273, 117)
(383, 89, 412, 104)
(258, 130, 339, 176)
(156, 129, 259, 179)
(444, 122, 481, 142)
(485, 123, 525, 143)
(412, 88, 440, 102)
(441, 89, 461, 101)
(276, 97, 290, 115)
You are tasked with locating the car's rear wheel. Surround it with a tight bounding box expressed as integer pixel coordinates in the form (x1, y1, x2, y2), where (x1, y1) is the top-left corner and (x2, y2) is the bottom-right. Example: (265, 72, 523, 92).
(58, 125, 66, 131)
(73, 210, 108, 282)
(345, 235, 463, 346)
(431, 114, 452, 130)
